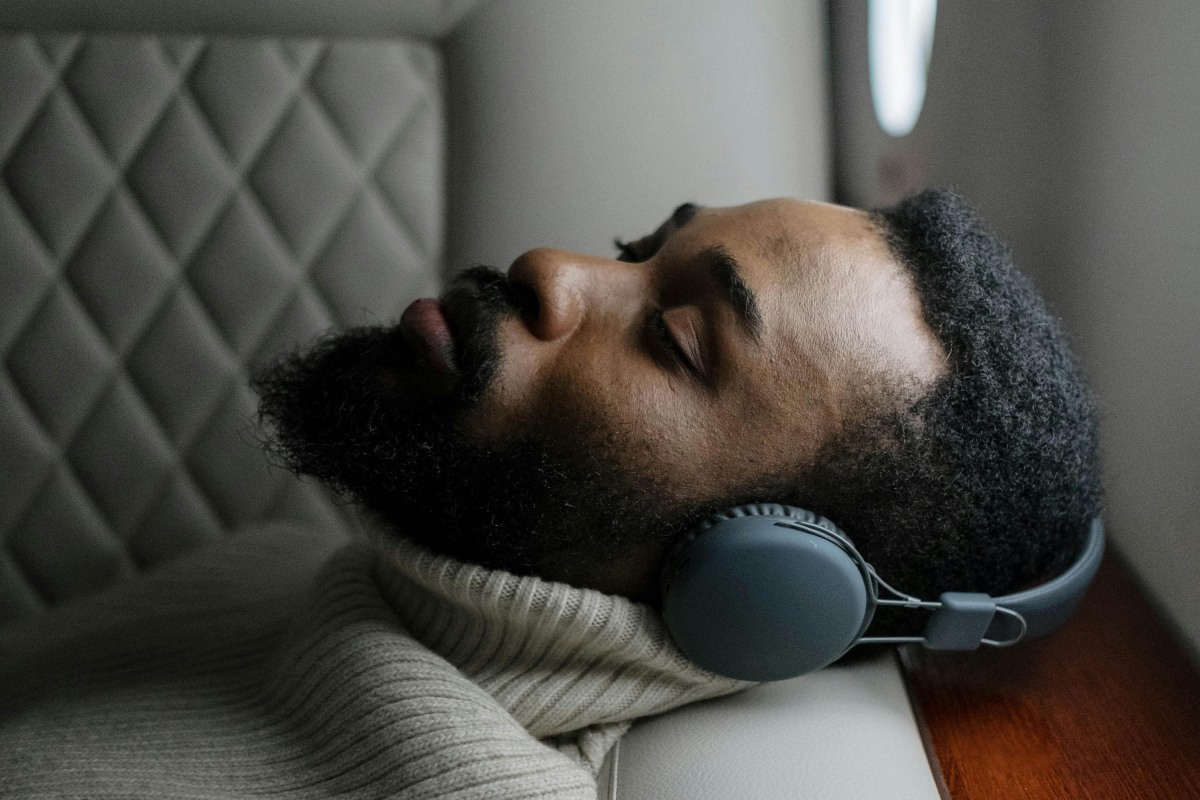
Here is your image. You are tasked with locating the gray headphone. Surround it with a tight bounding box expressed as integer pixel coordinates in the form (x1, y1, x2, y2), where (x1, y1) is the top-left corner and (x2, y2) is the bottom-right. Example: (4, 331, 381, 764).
(660, 504, 1105, 681)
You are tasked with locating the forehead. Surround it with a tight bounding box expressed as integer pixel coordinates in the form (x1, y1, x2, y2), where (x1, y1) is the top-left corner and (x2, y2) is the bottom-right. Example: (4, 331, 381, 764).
(677, 198, 910, 340)
(715, 197, 871, 236)
(674, 197, 943, 414)
(685, 198, 885, 288)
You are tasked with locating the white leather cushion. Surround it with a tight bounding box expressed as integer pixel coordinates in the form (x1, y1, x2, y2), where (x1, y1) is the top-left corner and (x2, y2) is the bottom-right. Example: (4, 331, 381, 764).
(1, 32, 443, 622)
(600, 651, 940, 800)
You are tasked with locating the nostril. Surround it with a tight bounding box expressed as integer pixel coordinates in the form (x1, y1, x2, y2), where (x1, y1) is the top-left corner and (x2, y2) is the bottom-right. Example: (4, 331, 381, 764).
(507, 280, 540, 320)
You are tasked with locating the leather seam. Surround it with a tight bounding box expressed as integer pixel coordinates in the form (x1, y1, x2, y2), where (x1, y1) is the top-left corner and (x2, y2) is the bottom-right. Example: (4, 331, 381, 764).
(607, 738, 620, 800)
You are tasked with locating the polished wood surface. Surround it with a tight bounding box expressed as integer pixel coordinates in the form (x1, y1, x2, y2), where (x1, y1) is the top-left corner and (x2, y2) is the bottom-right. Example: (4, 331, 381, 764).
(901, 553, 1200, 800)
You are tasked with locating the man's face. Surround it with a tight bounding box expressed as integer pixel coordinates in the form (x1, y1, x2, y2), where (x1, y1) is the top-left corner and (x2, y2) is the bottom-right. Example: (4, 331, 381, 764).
(255, 199, 943, 601)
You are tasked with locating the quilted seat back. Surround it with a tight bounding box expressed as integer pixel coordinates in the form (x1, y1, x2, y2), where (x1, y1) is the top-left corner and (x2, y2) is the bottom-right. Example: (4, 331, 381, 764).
(1, 31, 446, 622)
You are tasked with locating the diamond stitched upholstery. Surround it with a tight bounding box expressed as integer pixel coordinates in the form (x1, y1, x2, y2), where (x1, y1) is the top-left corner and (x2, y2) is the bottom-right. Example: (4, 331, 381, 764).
(1, 32, 444, 623)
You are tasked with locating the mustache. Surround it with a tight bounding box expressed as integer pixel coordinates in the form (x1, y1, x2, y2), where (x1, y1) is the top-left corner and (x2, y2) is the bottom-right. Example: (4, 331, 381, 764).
(451, 265, 522, 310)
(444, 265, 519, 404)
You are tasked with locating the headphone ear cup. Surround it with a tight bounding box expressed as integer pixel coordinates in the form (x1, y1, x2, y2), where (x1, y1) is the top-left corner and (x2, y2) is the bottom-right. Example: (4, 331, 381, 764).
(661, 504, 875, 681)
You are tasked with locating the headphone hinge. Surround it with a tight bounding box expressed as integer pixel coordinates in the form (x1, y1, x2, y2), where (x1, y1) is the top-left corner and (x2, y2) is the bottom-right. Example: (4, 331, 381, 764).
(923, 592, 997, 650)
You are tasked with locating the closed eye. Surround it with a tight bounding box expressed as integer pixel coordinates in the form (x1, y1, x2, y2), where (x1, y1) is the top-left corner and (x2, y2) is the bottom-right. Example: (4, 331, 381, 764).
(649, 307, 700, 378)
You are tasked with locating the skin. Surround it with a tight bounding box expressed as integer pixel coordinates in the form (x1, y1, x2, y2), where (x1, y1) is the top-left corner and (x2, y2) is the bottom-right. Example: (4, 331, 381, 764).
(450, 199, 946, 600)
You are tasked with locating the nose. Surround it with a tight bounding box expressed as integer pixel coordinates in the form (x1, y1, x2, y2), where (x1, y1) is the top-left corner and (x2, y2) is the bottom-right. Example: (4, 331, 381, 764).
(506, 247, 622, 342)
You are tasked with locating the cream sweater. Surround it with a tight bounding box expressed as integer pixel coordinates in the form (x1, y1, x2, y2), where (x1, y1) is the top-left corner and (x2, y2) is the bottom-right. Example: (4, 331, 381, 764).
(0, 524, 749, 798)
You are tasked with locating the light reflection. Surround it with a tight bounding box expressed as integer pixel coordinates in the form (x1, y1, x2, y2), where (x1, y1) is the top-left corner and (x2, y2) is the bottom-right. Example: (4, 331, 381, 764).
(868, 0, 938, 137)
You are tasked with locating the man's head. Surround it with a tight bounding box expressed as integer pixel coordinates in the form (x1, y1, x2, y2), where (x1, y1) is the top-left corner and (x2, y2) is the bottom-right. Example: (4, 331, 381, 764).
(254, 189, 1101, 632)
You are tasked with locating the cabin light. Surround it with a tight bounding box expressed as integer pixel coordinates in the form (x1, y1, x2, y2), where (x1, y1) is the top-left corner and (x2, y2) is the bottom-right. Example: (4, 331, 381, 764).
(868, 0, 938, 138)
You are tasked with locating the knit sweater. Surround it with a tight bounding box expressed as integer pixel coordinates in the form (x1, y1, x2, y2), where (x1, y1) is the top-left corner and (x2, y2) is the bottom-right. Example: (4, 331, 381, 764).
(0, 523, 749, 798)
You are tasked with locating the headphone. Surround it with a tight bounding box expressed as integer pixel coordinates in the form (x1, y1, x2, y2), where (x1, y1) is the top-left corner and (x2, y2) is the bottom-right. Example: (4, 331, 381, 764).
(660, 504, 1105, 681)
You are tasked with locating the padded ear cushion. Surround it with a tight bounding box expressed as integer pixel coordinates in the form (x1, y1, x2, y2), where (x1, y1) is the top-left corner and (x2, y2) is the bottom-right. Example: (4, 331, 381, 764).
(694, 503, 838, 538)
(661, 503, 875, 681)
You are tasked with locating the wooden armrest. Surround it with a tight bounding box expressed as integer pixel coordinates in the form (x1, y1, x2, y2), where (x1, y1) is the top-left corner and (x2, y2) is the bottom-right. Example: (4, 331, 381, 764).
(901, 552, 1200, 799)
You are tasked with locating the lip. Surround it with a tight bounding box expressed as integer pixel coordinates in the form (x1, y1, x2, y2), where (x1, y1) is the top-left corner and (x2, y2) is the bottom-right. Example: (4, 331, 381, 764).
(399, 298, 458, 376)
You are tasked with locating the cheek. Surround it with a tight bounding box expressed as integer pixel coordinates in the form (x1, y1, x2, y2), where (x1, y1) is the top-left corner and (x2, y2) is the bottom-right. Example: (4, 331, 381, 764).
(725, 372, 829, 487)
(536, 358, 701, 466)
(465, 330, 723, 500)
(570, 374, 766, 509)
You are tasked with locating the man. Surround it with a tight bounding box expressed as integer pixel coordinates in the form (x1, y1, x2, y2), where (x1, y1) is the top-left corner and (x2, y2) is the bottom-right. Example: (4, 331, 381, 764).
(0, 190, 1101, 798)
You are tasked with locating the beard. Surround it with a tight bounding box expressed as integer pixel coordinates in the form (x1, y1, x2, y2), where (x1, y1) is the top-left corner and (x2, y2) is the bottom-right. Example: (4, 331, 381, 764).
(251, 267, 699, 580)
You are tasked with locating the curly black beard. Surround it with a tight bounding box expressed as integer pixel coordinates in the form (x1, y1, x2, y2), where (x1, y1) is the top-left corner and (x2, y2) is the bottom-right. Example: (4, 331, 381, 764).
(251, 267, 699, 579)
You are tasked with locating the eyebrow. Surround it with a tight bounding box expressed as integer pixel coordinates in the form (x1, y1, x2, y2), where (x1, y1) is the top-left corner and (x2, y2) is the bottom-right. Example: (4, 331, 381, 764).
(670, 204, 765, 341)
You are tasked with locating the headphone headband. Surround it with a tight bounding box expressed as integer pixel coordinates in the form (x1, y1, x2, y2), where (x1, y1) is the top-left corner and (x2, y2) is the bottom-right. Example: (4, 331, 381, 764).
(983, 517, 1104, 642)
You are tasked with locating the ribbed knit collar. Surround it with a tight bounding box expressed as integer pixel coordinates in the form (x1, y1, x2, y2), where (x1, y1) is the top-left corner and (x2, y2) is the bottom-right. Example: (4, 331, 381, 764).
(372, 535, 751, 740)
